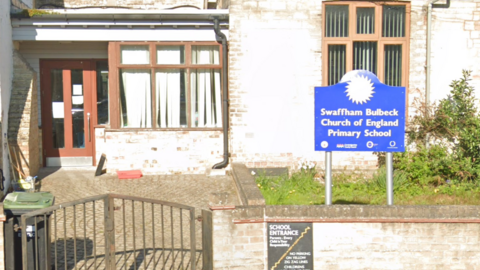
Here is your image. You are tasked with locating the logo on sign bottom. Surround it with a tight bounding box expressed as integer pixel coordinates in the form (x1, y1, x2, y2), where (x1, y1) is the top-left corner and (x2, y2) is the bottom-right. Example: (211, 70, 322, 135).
(366, 141, 374, 148)
(321, 141, 329, 148)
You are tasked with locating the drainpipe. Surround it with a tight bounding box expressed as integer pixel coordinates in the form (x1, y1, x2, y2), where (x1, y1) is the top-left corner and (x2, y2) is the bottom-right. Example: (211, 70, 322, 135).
(212, 17, 229, 169)
(426, 0, 450, 108)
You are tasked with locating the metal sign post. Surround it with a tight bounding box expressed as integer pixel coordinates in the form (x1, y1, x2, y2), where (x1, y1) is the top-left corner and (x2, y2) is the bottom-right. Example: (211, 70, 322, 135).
(325, 151, 332, 205)
(386, 152, 394, 205)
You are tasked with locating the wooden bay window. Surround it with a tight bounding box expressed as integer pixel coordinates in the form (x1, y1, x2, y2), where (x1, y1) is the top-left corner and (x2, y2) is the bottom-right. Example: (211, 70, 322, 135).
(108, 42, 223, 130)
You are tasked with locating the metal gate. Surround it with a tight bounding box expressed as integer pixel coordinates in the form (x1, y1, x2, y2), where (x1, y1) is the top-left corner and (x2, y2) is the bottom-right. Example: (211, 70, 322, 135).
(19, 193, 213, 270)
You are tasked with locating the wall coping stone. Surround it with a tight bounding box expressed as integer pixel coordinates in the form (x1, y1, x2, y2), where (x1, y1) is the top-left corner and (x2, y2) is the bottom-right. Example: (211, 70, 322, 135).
(231, 205, 480, 223)
(231, 163, 265, 206)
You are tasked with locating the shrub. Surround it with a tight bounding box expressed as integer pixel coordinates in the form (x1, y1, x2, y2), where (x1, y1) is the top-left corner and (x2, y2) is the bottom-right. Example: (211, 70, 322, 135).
(393, 70, 480, 184)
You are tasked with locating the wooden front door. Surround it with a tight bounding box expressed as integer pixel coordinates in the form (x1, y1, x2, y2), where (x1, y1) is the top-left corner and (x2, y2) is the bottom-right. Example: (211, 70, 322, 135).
(41, 60, 96, 166)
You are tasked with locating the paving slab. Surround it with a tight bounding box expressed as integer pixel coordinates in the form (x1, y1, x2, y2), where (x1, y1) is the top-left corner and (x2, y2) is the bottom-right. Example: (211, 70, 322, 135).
(33, 167, 239, 269)
(37, 167, 239, 208)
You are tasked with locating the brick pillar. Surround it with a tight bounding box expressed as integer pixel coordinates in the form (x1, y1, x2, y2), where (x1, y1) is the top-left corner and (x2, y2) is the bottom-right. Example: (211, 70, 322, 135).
(8, 51, 40, 178)
(0, 203, 5, 270)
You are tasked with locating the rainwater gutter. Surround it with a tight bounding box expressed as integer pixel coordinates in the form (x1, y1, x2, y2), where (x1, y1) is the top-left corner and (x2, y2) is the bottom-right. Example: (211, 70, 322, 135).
(212, 17, 229, 169)
(426, 0, 450, 107)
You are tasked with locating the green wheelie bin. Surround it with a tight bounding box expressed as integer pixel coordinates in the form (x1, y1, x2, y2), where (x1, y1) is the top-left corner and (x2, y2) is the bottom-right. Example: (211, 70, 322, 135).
(4, 192, 54, 270)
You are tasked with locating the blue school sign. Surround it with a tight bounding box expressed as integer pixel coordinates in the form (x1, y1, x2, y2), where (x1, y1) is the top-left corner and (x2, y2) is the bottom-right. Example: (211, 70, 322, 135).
(315, 70, 406, 152)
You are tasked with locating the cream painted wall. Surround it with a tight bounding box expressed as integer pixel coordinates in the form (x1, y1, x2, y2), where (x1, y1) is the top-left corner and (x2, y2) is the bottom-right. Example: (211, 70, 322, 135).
(429, 0, 480, 104)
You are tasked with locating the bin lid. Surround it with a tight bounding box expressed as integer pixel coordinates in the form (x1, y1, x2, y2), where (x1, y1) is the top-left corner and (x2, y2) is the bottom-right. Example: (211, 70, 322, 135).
(3, 192, 54, 209)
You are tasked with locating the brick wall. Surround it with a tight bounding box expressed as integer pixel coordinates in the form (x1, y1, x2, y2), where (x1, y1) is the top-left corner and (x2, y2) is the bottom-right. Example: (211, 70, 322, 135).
(227, 0, 480, 172)
(212, 208, 266, 269)
(8, 51, 41, 178)
(0, 203, 5, 270)
(35, 0, 205, 9)
(211, 205, 480, 269)
(95, 128, 224, 174)
(227, 0, 378, 171)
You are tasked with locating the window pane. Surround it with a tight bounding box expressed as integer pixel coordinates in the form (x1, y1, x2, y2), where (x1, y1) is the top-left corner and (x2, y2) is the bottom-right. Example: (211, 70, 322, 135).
(354, 41, 377, 74)
(96, 61, 109, 125)
(191, 46, 220, 64)
(155, 69, 187, 128)
(51, 69, 64, 149)
(157, 46, 185, 64)
(384, 45, 402, 86)
(325, 5, 349, 37)
(121, 46, 150, 64)
(71, 70, 85, 148)
(191, 69, 222, 127)
(357, 7, 375, 34)
(328, 44, 346, 85)
(382, 5, 406, 37)
(120, 69, 152, 128)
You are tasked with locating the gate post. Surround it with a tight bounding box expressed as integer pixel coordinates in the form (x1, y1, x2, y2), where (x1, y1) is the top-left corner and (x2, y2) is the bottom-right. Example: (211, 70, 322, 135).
(104, 195, 116, 270)
(202, 210, 213, 270)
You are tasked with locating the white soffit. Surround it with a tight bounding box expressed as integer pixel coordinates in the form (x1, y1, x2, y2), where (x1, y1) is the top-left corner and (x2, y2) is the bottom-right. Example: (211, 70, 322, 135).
(11, 9, 229, 41)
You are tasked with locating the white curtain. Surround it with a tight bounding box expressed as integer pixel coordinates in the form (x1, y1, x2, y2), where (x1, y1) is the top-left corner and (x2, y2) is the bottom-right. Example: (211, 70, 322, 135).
(157, 46, 183, 64)
(191, 46, 222, 127)
(156, 70, 181, 128)
(121, 70, 152, 128)
(121, 46, 150, 64)
(191, 71, 222, 127)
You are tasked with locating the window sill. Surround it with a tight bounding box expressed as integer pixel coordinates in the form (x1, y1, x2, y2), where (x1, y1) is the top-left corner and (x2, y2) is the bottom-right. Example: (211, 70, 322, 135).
(105, 127, 223, 132)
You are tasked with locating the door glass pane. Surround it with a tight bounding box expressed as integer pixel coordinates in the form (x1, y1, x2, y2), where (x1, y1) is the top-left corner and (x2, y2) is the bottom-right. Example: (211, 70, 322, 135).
(357, 7, 375, 34)
(120, 45, 150, 64)
(353, 41, 378, 74)
(190, 69, 222, 127)
(155, 69, 187, 128)
(384, 45, 402, 86)
(120, 69, 152, 128)
(191, 46, 220, 64)
(328, 44, 346, 85)
(96, 61, 109, 125)
(71, 69, 85, 149)
(382, 5, 406, 37)
(51, 69, 64, 149)
(157, 46, 185, 64)
(325, 5, 349, 37)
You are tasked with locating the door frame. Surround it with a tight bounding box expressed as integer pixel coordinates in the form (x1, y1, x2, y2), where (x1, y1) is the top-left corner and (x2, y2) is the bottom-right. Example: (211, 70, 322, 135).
(40, 59, 100, 166)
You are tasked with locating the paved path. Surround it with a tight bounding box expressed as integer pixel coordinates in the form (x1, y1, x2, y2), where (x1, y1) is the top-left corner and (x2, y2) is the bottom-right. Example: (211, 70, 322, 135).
(35, 167, 239, 269)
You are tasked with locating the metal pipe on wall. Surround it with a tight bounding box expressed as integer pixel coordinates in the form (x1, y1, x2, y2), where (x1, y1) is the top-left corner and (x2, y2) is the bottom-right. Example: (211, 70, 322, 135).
(212, 17, 229, 169)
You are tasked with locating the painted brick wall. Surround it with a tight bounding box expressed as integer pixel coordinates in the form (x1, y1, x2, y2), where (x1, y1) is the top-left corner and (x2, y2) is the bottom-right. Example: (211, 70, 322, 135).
(35, 0, 205, 9)
(227, 0, 378, 171)
(228, 0, 480, 172)
(212, 205, 480, 269)
(94, 128, 224, 174)
(0, 204, 5, 270)
(212, 209, 266, 269)
(8, 51, 41, 178)
(314, 223, 480, 269)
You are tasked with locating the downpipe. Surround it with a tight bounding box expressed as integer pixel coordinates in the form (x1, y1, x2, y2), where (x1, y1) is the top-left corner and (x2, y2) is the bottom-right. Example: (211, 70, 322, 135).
(212, 18, 229, 169)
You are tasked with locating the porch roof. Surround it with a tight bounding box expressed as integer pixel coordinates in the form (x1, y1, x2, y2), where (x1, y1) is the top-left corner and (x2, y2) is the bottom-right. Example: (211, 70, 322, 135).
(11, 8, 229, 41)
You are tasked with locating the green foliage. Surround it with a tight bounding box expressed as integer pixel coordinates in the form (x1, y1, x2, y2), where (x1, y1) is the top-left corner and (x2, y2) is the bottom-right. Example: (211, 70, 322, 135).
(255, 169, 322, 205)
(370, 166, 407, 191)
(392, 70, 480, 183)
(255, 166, 480, 205)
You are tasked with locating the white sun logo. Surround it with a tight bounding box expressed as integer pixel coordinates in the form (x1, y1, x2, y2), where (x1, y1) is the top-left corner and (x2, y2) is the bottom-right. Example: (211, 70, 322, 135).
(345, 75, 375, 104)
